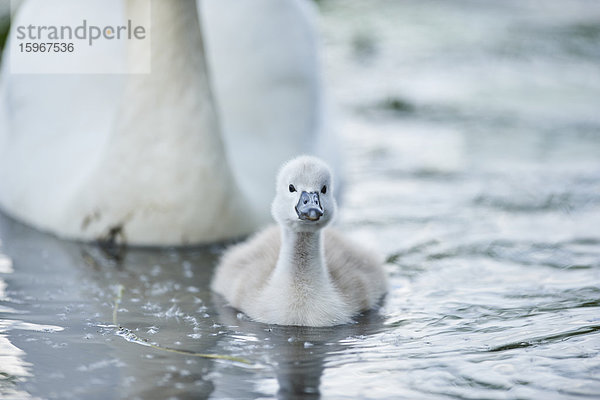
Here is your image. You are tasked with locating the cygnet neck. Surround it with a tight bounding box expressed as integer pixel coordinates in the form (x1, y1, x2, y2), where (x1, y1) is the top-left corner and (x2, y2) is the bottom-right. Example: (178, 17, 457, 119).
(273, 226, 331, 288)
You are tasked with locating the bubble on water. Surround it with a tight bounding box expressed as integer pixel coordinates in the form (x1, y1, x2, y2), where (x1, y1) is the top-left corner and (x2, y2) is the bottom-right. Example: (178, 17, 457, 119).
(147, 326, 159, 335)
(150, 282, 170, 296)
(164, 305, 184, 318)
(182, 261, 194, 278)
(168, 251, 180, 261)
(77, 358, 124, 372)
(123, 376, 136, 387)
(150, 265, 162, 277)
(48, 371, 65, 380)
(0, 254, 13, 274)
(141, 301, 158, 310)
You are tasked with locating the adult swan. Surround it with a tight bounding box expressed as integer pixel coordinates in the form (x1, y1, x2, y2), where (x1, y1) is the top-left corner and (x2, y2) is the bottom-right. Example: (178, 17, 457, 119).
(0, 0, 334, 246)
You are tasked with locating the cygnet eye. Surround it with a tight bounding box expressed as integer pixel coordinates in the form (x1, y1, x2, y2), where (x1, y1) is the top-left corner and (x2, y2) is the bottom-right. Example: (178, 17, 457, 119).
(321, 185, 327, 194)
(289, 184, 296, 193)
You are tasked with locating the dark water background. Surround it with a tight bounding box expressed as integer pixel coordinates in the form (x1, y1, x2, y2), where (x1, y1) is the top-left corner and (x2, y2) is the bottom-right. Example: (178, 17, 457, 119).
(1, 0, 600, 398)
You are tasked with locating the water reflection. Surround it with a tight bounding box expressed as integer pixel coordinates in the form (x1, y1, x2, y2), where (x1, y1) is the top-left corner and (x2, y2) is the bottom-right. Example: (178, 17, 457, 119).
(0, 245, 29, 399)
(211, 294, 386, 399)
(0, 329, 32, 400)
(0, 211, 394, 399)
(0, 248, 65, 400)
(77, 243, 221, 399)
(0, 213, 224, 399)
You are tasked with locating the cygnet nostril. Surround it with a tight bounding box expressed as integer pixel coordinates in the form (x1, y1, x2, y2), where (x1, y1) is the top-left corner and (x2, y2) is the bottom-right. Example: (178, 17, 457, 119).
(304, 200, 308, 204)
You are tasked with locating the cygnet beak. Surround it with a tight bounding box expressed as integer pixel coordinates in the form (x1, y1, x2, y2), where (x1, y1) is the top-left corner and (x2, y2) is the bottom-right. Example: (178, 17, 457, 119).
(295, 191, 324, 221)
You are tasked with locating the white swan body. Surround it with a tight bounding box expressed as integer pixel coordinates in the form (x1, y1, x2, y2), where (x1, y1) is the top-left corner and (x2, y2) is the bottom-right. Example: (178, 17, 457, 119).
(200, 0, 341, 221)
(211, 156, 387, 327)
(0, 0, 334, 245)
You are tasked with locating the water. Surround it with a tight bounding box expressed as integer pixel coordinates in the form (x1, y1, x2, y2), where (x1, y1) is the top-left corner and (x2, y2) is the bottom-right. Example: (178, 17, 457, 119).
(1, 0, 600, 398)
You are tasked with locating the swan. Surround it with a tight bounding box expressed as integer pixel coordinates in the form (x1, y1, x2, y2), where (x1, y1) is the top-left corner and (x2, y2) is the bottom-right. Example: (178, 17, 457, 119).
(0, 0, 335, 246)
(211, 156, 387, 327)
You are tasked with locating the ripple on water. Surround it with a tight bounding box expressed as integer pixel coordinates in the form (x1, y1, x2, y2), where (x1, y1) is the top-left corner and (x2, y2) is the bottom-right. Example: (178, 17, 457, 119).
(1, 0, 600, 398)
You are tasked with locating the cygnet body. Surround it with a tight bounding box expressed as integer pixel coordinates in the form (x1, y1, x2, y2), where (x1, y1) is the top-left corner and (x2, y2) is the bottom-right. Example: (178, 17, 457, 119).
(211, 156, 387, 327)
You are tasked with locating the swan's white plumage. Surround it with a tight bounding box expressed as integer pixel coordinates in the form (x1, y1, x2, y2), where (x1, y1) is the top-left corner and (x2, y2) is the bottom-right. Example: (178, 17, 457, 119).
(0, 0, 336, 245)
(0, 0, 126, 237)
(0, 0, 254, 245)
(200, 0, 341, 220)
(212, 156, 387, 327)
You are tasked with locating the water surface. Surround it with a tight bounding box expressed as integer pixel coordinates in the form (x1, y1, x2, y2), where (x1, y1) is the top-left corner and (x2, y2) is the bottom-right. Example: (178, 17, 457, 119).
(1, 0, 600, 398)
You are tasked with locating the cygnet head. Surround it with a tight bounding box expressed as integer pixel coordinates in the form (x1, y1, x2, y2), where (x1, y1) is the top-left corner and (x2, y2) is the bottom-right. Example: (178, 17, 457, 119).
(272, 156, 336, 233)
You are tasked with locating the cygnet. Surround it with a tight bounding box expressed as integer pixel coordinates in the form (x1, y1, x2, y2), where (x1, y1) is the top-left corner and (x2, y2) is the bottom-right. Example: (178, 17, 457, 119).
(211, 156, 387, 326)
